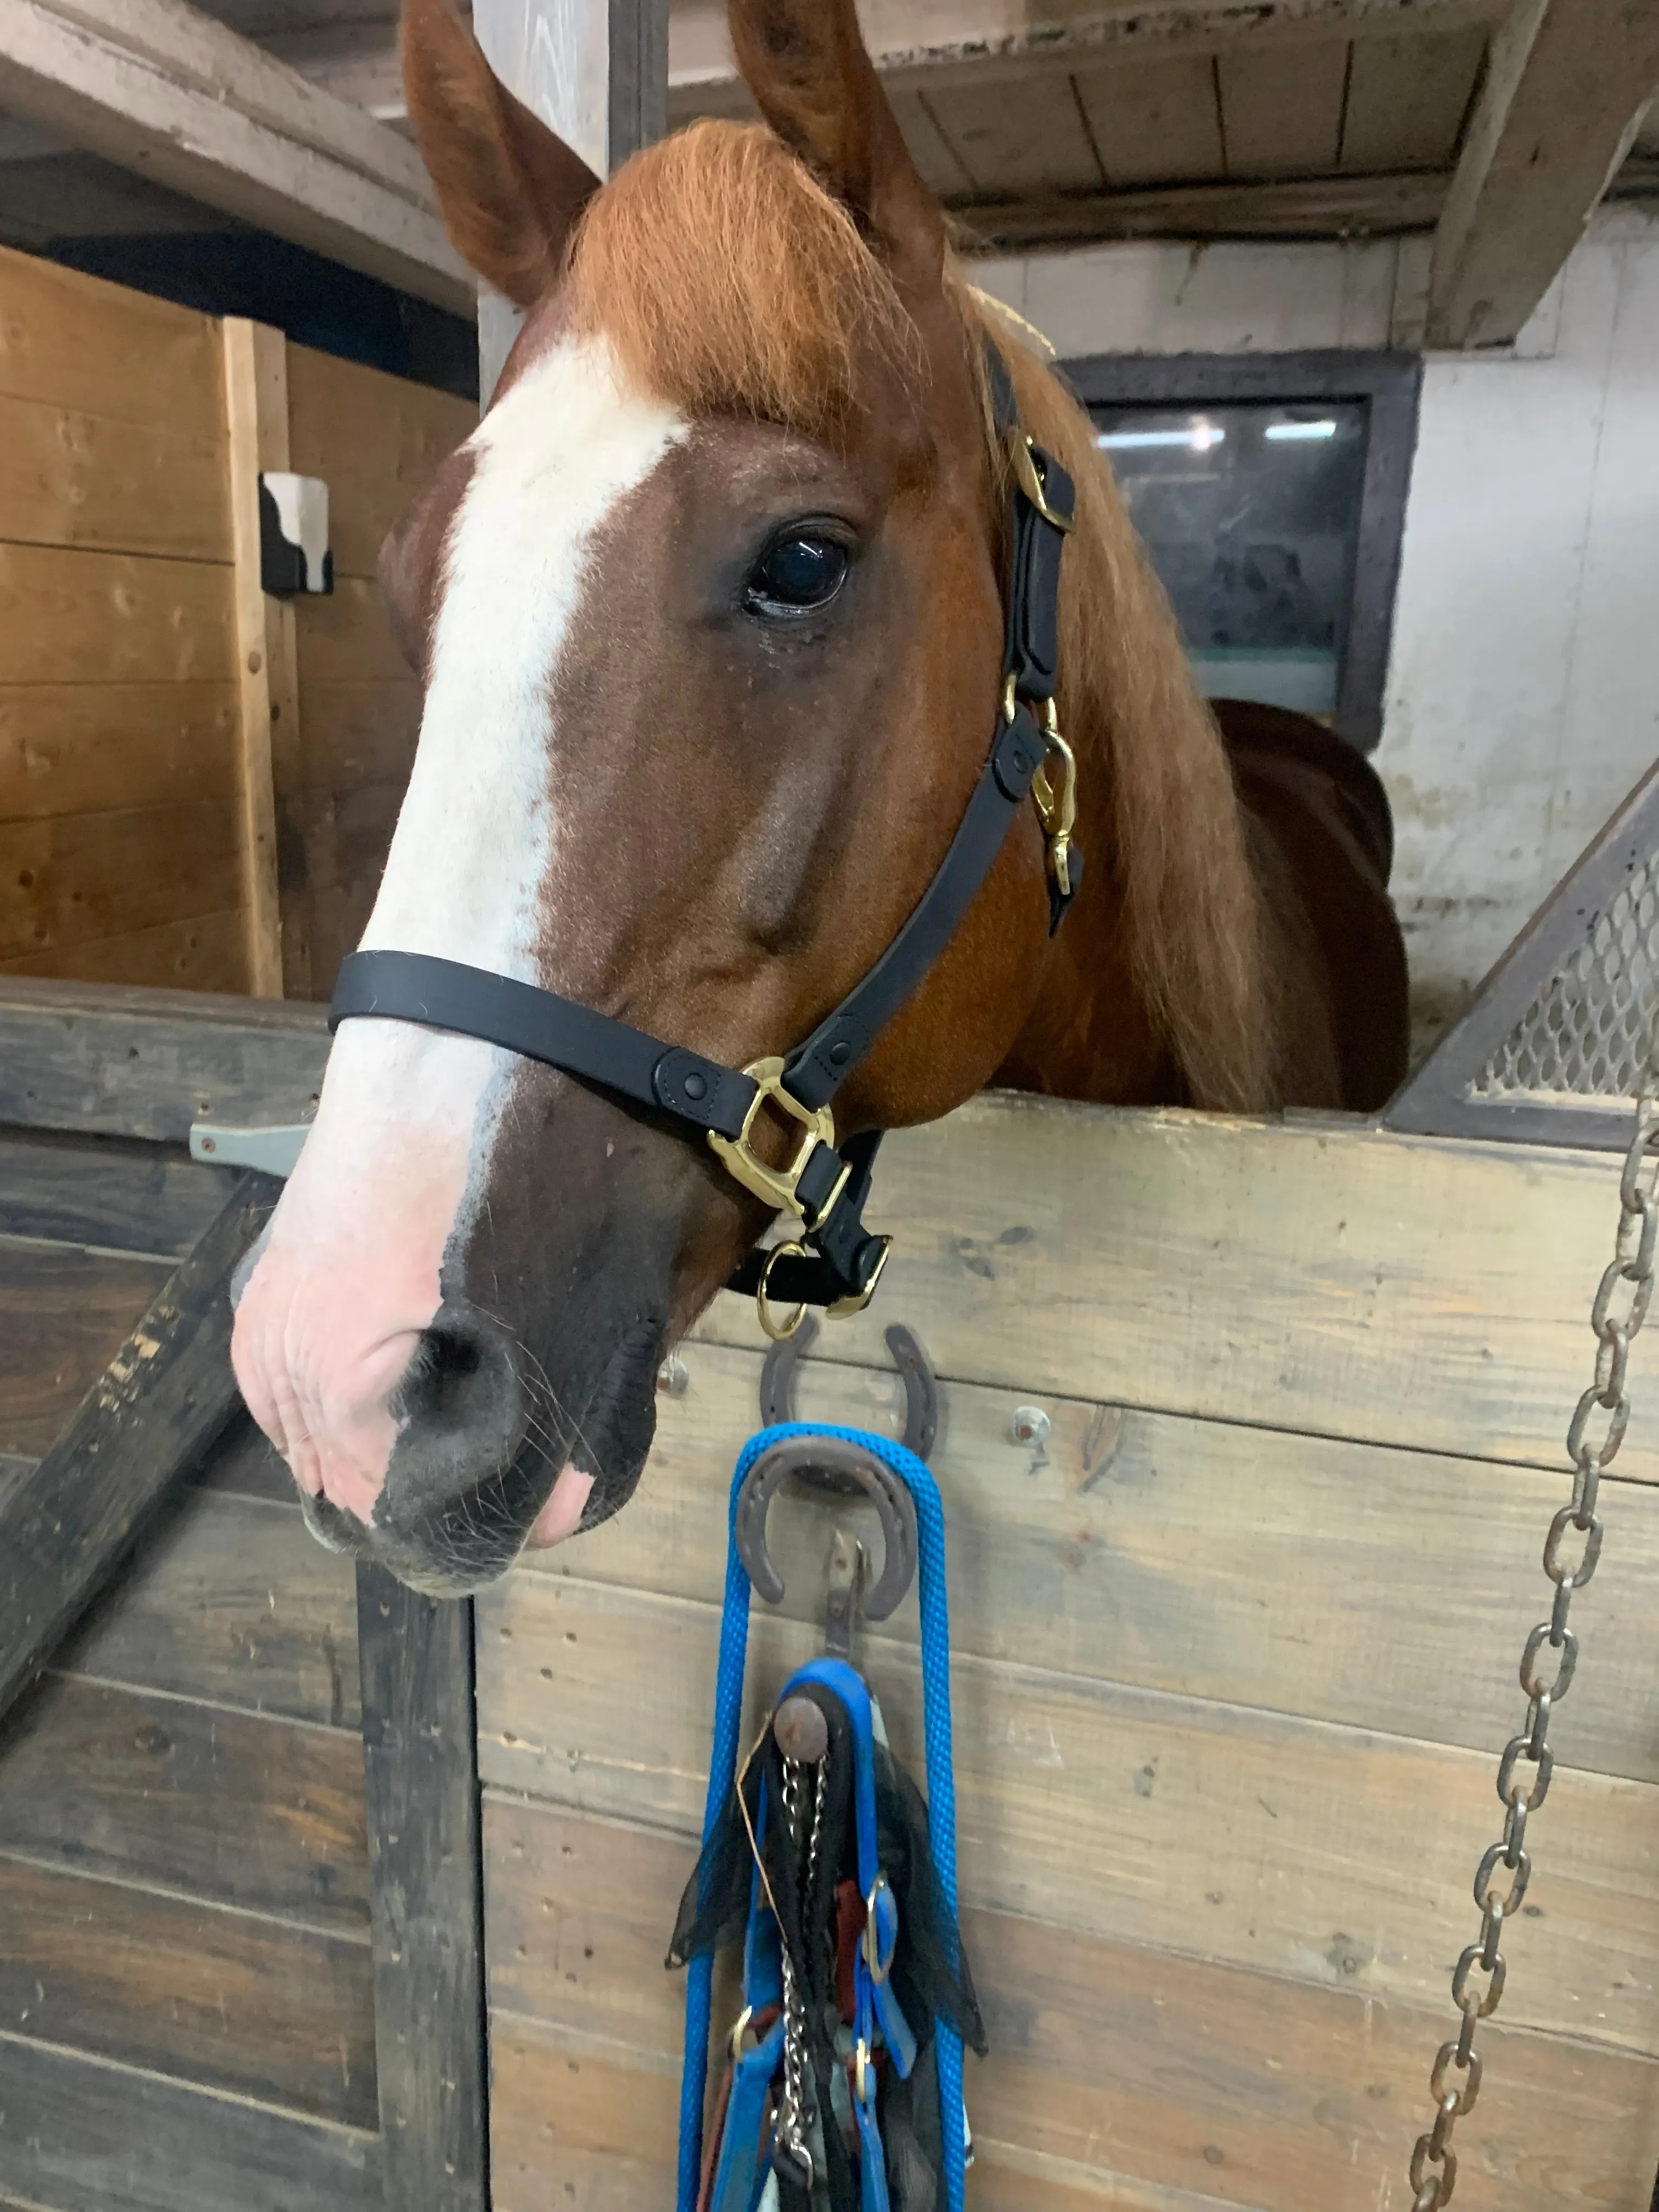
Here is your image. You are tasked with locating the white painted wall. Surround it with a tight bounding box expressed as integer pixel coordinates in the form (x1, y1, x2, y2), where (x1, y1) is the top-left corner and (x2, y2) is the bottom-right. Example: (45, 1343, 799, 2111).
(973, 206, 1659, 1057)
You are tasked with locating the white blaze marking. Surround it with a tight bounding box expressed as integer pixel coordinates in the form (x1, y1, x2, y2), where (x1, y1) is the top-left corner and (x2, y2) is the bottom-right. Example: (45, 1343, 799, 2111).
(233, 340, 686, 1517)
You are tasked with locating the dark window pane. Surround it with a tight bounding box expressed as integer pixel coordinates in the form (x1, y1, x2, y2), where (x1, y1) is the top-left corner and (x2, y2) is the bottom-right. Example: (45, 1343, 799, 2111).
(1087, 399, 1369, 718)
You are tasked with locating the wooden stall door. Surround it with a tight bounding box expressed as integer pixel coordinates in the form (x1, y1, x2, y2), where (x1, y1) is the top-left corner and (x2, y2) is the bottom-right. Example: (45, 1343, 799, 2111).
(477, 1102, 1659, 2212)
(0, 1128, 379, 2209)
(0, 246, 473, 1005)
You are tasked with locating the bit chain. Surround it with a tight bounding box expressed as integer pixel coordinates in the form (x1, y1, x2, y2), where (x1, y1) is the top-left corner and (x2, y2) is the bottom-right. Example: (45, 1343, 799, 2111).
(1407, 1087, 1659, 2209)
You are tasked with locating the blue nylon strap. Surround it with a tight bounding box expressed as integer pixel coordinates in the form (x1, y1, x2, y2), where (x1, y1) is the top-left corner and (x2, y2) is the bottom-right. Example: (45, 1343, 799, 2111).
(678, 1424, 966, 2212)
(709, 2018, 785, 2212)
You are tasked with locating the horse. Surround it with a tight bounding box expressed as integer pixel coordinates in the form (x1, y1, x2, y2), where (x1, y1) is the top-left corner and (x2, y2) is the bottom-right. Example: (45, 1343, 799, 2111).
(229, 0, 1409, 1595)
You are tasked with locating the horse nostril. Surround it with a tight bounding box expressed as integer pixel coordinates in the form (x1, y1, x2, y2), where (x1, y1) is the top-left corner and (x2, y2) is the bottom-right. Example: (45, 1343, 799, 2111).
(394, 1316, 505, 1435)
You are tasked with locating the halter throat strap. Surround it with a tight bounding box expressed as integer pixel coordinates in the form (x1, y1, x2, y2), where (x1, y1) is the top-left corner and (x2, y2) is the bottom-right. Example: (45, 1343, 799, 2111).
(329, 343, 1076, 1325)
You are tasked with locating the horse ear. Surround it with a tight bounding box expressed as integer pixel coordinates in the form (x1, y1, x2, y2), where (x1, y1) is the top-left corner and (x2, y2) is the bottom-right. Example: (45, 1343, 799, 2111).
(727, 0, 945, 303)
(402, 0, 601, 308)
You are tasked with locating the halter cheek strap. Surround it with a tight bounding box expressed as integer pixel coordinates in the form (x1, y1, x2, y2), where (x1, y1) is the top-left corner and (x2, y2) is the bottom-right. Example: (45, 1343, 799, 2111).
(329, 343, 1077, 1333)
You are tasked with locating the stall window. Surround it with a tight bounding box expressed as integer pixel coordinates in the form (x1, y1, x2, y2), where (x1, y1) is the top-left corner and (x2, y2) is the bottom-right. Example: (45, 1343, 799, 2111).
(1065, 352, 1421, 752)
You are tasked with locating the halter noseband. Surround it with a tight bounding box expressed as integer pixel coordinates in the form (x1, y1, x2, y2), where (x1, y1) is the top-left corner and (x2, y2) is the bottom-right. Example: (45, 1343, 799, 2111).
(329, 346, 1077, 1340)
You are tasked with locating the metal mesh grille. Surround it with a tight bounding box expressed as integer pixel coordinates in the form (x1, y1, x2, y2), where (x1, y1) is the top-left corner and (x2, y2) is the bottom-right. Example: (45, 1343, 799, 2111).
(1471, 853, 1659, 1099)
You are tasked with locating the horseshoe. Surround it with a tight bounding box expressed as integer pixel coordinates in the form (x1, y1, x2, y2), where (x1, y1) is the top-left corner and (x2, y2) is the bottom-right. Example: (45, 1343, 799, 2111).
(735, 1434, 918, 1624)
(759, 1316, 938, 1464)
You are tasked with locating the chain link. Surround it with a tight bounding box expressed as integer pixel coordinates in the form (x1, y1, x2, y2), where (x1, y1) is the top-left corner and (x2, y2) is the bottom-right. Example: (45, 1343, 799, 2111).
(774, 1753, 830, 2187)
(1407, 1087, 1659, 2209)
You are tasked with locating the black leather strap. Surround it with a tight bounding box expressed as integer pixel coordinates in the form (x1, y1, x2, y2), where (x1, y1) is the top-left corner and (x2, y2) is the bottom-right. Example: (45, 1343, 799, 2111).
(782, 706, 1046, 1110)
(330, 952, 758, 1141)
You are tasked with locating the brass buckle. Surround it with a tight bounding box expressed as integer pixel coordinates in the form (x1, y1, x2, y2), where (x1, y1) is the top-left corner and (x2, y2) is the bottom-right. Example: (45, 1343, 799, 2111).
(1008, 433, 1074, 533)
(826, 1234, 891, 1322)
(756, 1239, 809, 1342)
(1031, 699, 1078, 900)
(708, 1056, 840, 1222)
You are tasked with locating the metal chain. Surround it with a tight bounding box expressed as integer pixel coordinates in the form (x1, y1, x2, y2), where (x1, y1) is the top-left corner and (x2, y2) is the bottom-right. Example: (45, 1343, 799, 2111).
(1407, 1086, 1659, 2210)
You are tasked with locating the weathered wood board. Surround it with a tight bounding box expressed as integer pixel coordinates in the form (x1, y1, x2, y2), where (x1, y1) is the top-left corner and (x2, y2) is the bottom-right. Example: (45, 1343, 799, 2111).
(478, 1100, 1659, 2210)
(0, 1115, 381, 2211)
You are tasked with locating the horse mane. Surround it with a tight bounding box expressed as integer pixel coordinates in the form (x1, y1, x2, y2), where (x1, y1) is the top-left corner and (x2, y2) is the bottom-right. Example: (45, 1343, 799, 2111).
(566, 120, 1279, 1112)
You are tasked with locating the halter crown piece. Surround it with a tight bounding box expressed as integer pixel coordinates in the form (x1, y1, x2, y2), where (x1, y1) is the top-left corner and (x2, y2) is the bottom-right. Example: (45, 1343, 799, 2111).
(329, 345, 1077, 1338)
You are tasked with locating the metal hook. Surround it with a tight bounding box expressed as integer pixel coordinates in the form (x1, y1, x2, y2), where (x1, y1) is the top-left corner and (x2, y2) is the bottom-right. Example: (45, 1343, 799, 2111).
(734, 1433, 918, 1625)
(759, 1316, 938, 1466)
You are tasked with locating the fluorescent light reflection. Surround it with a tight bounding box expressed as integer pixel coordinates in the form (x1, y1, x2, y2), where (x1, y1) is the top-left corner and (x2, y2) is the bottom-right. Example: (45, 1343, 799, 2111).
(1097, 420, 1224, 454)
(1265, 419, 1338, 442)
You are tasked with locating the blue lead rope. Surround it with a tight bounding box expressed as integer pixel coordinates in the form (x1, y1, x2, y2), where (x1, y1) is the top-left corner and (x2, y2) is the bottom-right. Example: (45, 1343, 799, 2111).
(676, 1422, 965, 2212)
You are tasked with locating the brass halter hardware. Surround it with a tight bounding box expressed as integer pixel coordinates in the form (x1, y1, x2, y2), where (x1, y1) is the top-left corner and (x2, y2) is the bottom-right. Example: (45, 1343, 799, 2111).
(1002, 680, 1080, 903)
(708, 1057, 849, 1224)
(1031, 701, 1079, 901)
(756, 1239, 811, 1341)
(826, 1234, 891, 1321)
(1008, 432, 1076, 534)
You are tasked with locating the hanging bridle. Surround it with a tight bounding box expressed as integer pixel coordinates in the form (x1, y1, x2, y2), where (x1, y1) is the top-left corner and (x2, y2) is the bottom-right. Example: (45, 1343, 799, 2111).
(329, 348, 1077, 1340)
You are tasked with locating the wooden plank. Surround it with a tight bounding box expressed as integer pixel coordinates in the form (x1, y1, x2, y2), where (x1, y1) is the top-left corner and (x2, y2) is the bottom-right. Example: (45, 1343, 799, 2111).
(0, 1127, 235, 1255)
(0, 680, 238, 822)
(1074, 53, 1225, 187)
(921, 72, 1104, 197)
(221, 318, 290, 1000)
(0, 0, 471, 313)
(0, 541, 236, 685)
(0, 1856, 376, 2126)
(490, 2024, 677, 2212)
(59, 1486, 360, 1729)
(295, 573, 411, 686)
(0, 2031, 380, 2212)
(0, 390, 230, 562)
(1339, 22, 1486, 172)
(0, 799, 243, 966)
(0, 1172, 277, 1717)
(475, 1572, 1659, 2054)
(297, 678, 420, 794)
(686, 1101, 1659, 1483)
(0, 973, 328, 1142)
(285, 342, 473, 582)
(0, 241, 225, 430)
(665, 0, 1506, 110)
(0, 909, 251, 991)
(0, 1672, 368, 1931)
(1218, 41, 1350, 177)
(0, 1234, 169, 1456)
(951, 167, 1447, 246)
(1429, 0, 1659, 347)
(483, 1797, 1659, 2212)
(527, 1338, 1659, 1784)
(358, 1568, 488, 2212)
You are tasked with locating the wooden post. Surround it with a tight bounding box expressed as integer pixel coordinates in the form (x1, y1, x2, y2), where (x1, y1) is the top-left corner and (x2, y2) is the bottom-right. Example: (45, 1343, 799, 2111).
(473, 0, 667, 398)
(221, 319, 306, 1000)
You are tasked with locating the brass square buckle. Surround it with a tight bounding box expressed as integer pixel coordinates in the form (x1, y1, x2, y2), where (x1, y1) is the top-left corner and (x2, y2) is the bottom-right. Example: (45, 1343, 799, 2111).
(708, 1057, 847, 1226)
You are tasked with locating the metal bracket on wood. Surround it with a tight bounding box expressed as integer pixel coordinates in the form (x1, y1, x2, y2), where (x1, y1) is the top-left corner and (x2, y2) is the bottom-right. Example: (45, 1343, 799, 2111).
(190, 1121, 308, 1176)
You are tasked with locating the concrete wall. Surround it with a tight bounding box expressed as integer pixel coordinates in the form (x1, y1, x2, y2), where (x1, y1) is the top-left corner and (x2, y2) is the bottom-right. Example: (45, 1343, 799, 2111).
(974, 206, 1659, 1056)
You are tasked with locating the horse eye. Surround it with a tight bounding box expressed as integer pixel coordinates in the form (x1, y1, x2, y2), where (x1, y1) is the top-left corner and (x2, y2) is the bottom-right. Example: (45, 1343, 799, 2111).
(746, 534, 849, 616)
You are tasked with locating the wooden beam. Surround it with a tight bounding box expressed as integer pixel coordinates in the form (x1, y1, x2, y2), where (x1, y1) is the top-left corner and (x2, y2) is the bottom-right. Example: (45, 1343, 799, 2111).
(357, 1570, 488, 2212)
(0, 975, 329, 1145)
(1427, 0, 1659, 348)
(221, 319, 289, 1002)
(0, 0, 473, 313)
(951, 166, 1447, 249)
(0, 1169, 278, 1723)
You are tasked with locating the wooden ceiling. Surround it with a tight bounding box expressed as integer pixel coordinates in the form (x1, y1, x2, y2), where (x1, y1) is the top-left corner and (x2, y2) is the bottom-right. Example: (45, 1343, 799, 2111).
(1, 0, 1656, 345)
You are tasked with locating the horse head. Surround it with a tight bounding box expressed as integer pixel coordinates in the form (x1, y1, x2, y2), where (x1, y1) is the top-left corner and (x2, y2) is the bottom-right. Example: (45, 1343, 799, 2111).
(230, 0, 1278, 1592)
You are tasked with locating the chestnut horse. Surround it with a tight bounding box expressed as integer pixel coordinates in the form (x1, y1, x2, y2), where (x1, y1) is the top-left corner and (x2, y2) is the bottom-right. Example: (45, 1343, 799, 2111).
(230, 0, 1408, 1594)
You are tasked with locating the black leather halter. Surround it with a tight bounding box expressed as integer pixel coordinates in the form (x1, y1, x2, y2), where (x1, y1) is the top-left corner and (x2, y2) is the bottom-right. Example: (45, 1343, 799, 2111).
(330, 347, 1077, 1338)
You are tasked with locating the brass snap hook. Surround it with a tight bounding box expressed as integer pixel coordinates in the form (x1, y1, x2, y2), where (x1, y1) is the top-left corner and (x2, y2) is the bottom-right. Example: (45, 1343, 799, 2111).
(755, 1239, 809, 1342)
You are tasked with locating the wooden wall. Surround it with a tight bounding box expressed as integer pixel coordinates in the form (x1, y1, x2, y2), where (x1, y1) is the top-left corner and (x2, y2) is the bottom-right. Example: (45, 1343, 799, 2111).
(476, 1099, 1659, 2211)
(0, 247, 472, 1005)
(0, 1127, 380, 2209)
